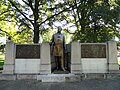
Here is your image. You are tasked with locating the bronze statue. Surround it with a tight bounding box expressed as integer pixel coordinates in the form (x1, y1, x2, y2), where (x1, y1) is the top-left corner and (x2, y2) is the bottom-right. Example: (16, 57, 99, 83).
(51, 27, 66, 71)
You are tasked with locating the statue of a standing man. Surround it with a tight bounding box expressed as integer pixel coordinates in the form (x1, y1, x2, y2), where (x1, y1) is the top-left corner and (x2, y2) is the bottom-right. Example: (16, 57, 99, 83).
(51, 27, 66, 71)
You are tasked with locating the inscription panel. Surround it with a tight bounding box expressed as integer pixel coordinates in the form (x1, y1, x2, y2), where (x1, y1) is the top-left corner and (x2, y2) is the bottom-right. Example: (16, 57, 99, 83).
(81, 44, 106, 58)
(16, 45, 40, 59)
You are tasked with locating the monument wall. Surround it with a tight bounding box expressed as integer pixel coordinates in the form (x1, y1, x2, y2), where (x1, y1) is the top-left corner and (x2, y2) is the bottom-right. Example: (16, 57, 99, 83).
(15, 44, 40, 73)
(81, 43, 107, 73)
(71, 41, 119, 74)
(2, 41, 119, 75)
(3, 42, 51, 74)
(2, 42, 15, 74)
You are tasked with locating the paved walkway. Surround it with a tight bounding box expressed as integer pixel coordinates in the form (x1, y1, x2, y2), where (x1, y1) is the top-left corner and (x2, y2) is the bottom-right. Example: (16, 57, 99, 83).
(0, 80, 120, 90)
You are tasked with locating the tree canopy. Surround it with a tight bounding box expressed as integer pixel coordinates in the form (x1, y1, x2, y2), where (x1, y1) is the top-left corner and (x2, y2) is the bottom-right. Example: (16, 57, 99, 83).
(0, 0, 120, 44)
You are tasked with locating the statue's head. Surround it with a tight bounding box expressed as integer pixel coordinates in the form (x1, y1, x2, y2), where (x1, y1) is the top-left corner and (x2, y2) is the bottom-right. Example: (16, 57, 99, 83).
(57, 27, 62, 33)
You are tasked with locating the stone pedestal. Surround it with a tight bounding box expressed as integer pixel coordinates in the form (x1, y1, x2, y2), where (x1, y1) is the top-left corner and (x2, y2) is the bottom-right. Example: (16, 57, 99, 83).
(40, 43, 51, 74)
(37, 74, 81, 82)
(2, 42, 15, 74)
(71, 42, 81, 74)
(108, 41, 119, 73)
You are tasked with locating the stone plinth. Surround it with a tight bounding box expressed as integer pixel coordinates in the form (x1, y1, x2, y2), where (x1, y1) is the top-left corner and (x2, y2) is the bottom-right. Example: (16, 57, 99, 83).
(82, 74, 106, 80)
(71, 42, 81, 74)
(40, 43, 51, 74)
(0, 74, 16, 80)
(2, 42, 15, 74)
(16, 74, 37, 80)
(37, 74, 81, 82)
(108, 41, 119, 72)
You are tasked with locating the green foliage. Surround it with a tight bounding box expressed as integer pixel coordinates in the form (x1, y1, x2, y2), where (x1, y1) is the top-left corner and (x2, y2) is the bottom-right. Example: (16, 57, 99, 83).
(0, 0, 33, 44)
(0, 0, 120, 44)
(42, 29, 54, 42)
(0, 43, 5, 53)
(63, 31, 72, 44)
(71, 0, 120, 42)
(0, 54, 4, 70)
(13, 29, 33, 44)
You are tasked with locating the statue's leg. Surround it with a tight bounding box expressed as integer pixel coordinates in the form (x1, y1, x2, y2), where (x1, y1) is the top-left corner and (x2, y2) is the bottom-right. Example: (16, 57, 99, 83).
(61, 55, 66, 71)
(55, 56, 57, 70)
(55, 56, 61, 70)
(58, 56, 61, 70)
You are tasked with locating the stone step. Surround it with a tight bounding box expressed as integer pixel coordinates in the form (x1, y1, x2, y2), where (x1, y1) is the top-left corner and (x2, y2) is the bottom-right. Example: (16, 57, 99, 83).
(0, 74, 16, 80)
(37, 74, 81, 82)
(52, 70, 70, 74)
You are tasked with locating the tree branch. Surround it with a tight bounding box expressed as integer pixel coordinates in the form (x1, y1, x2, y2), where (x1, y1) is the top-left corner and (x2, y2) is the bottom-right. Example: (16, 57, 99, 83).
(23, 0, 34, 11)
(0, 10, 13, 16)
(0, 28, 9, 36)
(22, 0, 29, 6)
(8, 0, 34, 25)
(0, 19, 16, 23)
(65, 29, 75, 34)
(39, 7, 71, 26)
(39, 1, 81, 27)
(74, 0, 81, 28)
(72, 6, 79, 31)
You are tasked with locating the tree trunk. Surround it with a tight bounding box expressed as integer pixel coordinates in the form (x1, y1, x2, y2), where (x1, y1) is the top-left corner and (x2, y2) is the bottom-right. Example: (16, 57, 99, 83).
(33, 24, 39, 43)
(93, 22, 97, 43)
(33, 0, 39, 43)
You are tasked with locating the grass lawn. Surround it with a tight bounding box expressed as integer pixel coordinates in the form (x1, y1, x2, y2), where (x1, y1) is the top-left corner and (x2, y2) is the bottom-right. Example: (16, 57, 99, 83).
(0, 54, 5, 70)
(118, 57, 120, 67)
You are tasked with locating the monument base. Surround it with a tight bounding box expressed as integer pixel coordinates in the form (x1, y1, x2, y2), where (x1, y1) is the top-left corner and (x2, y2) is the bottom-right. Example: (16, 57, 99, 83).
(0, 73, 120, 81)
(52, 70, 69, 74)
(2, 64, 14, 74)
(0, 74, 16, 80)
(82, 73, 107, 80)
(37, 74, 81, 82)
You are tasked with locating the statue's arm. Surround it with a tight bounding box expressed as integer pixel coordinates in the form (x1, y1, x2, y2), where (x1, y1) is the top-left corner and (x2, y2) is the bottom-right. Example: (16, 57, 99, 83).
(50, 34, 54, 46)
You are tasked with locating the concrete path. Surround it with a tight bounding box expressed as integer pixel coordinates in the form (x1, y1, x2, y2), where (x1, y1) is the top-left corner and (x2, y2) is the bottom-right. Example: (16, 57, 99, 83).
(0, 80, 120, 90)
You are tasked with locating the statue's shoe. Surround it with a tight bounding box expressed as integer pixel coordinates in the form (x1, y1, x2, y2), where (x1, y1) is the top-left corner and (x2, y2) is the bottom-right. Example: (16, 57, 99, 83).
(61, 68, 66, 71)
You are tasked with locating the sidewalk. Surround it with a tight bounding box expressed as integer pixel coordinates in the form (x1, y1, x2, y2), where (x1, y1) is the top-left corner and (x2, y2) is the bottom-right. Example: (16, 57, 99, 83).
(0, 79, 120, 90)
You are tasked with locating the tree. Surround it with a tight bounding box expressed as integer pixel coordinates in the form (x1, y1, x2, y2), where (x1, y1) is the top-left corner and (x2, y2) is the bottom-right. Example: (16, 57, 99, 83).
(0, 1, 16, 43)
(6, 0, 72, 43)
(6, 0, 39, 43)
(69, 0, 120, 42)
(77, 0, 119, 42)
(0, 0, 33, 44)
(1, 0, 120, 44)
(42, 0, 120, 43)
